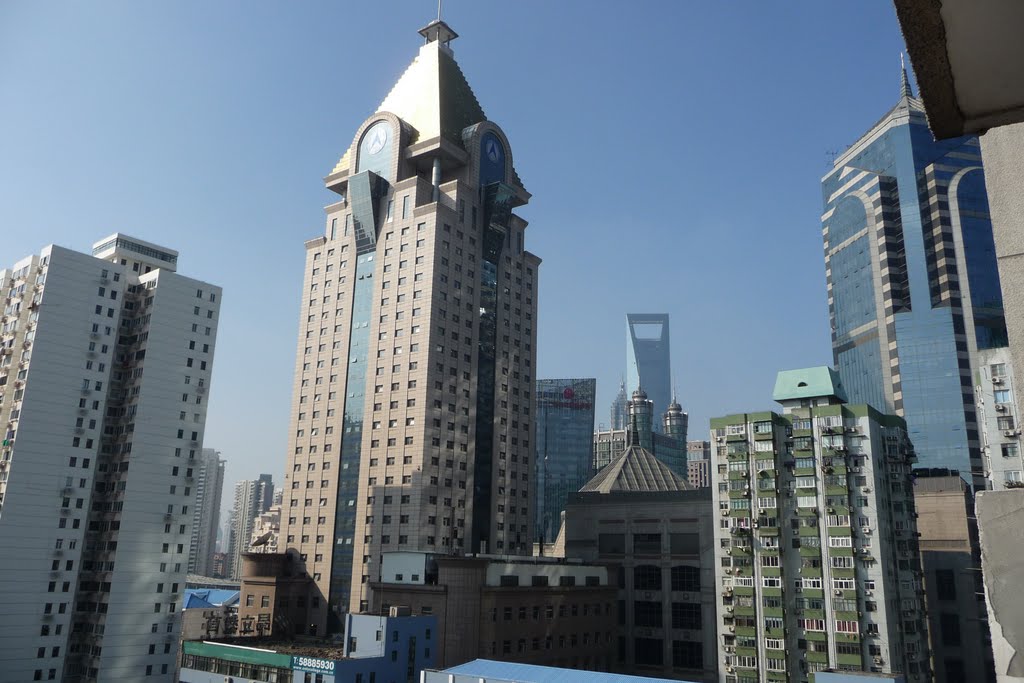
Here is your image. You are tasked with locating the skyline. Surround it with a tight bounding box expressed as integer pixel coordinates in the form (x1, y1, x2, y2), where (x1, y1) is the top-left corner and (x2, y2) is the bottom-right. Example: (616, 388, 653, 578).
(0, 2, 916, 493)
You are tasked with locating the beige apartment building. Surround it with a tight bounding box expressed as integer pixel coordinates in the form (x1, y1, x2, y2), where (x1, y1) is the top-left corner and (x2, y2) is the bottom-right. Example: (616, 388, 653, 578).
(279, 19, 539, 634)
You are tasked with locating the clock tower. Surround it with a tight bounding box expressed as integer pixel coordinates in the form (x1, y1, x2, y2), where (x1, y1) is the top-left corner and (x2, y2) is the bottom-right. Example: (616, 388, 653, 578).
(280, 19, 540, 631)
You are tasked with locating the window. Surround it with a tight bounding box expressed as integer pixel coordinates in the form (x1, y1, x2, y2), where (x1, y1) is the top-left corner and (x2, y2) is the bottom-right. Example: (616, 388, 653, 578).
(940, 612, 962, 646)
(671, 565, 700, 592)
(634, 638, 663, 666)
(671, 602, 701, 629)
(672, 640, 703, 670)
(634, 601, 662, 627)
(633, 532, 660, 554)
(634, 565, 661, 590)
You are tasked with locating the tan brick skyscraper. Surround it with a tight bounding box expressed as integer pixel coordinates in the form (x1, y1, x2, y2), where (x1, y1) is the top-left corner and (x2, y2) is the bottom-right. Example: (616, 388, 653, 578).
(280, 20, 539, 632)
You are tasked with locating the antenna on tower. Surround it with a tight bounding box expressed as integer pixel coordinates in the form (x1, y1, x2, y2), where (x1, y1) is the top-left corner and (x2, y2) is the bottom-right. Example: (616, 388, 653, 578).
(437, 0, 443, 22)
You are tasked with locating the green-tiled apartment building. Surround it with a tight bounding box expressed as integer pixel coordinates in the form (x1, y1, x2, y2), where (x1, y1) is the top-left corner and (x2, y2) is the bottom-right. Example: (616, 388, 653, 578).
(710, 368, 929, 683)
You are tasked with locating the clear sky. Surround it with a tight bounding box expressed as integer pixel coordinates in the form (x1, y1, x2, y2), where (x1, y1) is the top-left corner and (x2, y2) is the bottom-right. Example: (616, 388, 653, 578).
(1, 2, 913, 513)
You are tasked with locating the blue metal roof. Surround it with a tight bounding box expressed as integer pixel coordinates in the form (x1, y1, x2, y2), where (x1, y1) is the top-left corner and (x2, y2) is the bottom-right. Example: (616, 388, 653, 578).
(183, 593, 214, 610)
(442, 660, 697, 683)
(183, 588, 239, 608)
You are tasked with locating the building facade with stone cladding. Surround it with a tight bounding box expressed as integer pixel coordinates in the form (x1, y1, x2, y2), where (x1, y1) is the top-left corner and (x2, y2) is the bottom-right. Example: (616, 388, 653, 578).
(278, 20, 540, 633)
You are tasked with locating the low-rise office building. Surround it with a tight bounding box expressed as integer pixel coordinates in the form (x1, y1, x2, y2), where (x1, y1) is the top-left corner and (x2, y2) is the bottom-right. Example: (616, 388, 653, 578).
(563, 442, 716, 682)
(912, 472, 995, 683)
(179, 612, 435, 683)
(367, 551, 617, 670)
(237, 552, 319, 638)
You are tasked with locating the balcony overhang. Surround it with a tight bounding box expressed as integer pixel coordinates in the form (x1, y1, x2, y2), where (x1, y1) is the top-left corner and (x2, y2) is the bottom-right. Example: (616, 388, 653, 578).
(894, 0, 1024, 138)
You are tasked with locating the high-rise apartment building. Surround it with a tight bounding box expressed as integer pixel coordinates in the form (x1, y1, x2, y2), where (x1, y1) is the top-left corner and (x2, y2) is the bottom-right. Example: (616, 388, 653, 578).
(0, 234, 221, 682)
(188, 448, 225, 577)
(975, 348, 1023, 490)
(822, 71, 1006, 488)
(280, 20, 539, 631)
(625, 314, 672, 429)
(533, 378, 596, 544)
(711, 368, 929, 683)
(227, 475, 274, 579)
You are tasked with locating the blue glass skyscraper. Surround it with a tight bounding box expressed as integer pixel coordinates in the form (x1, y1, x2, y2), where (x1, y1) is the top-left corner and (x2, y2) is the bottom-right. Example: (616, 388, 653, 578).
(534, 378, 596, 543)
(625, 313, 672, 432)
(822, 70, 1006, 488)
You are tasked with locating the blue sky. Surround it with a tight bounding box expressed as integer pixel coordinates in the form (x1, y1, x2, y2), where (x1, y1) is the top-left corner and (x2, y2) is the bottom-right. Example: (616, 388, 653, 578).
(1, 2, 912, 506)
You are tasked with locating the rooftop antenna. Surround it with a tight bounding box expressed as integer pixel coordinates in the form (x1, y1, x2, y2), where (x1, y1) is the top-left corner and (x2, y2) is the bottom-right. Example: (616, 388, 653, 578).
(899, 51, 914, 99)
(437, 0, 442, 22)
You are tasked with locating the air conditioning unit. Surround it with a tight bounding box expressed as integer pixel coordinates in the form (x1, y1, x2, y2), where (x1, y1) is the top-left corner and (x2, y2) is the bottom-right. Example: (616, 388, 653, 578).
(834, 589, 843, 596)
(874, 656, 884, 664)
(721, 509, 729, 516)
(862, 527, 872, 535)
(726, 666, 734, 672)
(865, 590, 873, 596)
(827, 506, 835, 513)
(862, 487, 872, 493)
(1005, 430, 1016, 438)
(996, 404, 1008, 412)
(993, 377, 1005, 385)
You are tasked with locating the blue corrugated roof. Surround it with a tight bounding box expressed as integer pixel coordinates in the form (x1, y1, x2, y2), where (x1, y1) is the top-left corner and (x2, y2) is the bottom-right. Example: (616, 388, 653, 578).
(184, 588, 239, 608)
(443, 660, 697, 683)
(183, 593, 214, 609)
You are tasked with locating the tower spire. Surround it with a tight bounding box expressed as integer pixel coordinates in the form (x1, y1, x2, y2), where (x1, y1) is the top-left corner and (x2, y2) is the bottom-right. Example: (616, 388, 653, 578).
(900, 52, 914, 100)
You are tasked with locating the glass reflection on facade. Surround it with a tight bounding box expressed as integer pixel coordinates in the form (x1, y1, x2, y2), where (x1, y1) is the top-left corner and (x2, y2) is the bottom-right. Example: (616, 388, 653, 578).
(534, 379, 596, 544)
(822, 84, 1006, 486)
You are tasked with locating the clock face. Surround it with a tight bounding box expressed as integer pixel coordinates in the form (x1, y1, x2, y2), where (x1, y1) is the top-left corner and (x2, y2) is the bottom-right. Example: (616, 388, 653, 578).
(366, 122, 389, 155)
(484, 137, 502, 163)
